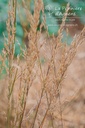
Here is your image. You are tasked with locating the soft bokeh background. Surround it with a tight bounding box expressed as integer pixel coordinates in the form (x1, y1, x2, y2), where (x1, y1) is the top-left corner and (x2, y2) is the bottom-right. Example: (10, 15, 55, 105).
(0, 0, 85, 55)
(0, 1, 85, 127)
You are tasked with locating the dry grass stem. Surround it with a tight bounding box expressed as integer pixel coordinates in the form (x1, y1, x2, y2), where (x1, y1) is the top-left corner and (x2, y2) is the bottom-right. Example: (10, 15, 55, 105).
(0, 0, 85, 128)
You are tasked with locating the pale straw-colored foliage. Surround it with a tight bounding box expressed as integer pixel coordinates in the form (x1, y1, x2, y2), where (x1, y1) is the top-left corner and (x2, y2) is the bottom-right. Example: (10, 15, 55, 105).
(0, 0, 85, 128)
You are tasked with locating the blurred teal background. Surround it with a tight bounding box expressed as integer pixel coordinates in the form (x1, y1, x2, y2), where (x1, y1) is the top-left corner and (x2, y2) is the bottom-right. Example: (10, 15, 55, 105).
(0, 0, 85, 55)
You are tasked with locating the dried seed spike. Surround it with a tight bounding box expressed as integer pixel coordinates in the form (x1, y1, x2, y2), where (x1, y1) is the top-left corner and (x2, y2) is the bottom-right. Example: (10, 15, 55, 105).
(57, 3, 70, 38)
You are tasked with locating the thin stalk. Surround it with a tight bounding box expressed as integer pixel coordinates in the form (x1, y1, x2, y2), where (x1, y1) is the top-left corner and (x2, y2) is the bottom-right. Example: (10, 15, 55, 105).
(39, 107, 49, 128)
(6, 0, 17, 128)
(31, 87, 44, 128)
(58, 90, 63, 128)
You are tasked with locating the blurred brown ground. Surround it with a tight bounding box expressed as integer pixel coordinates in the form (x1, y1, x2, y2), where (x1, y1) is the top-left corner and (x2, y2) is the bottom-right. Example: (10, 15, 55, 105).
(0, 20, 85, 128)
